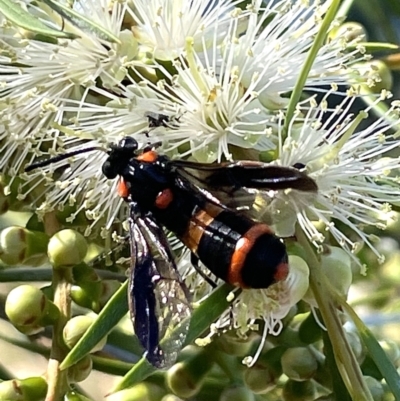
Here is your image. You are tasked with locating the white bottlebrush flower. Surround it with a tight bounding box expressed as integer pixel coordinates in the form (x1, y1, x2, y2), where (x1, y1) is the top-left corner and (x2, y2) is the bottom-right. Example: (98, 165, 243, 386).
(270, 90, 400, 270)
(195, 255, 309, 366)
(128, 0, 246, 61)
(0, 0, 137, 177)
(12, 0, 370, 231)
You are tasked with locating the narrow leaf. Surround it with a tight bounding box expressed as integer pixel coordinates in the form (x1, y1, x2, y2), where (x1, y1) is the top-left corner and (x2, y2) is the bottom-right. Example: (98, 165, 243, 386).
(322, 328, 351, 401)
(0, 0, 78, 39)
(344, 303, 400, 401)
(111, 283, 234, 392)
(42, 0, 120, 44)
(283, 0, 341, 138)
(60, 281, 129, 370)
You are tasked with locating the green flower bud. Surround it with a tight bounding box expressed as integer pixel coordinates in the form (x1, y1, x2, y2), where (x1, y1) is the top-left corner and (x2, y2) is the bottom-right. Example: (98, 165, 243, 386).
(352, 60, 393, 94)
(0, 180, 10, 215)
(257, 346, 284, 377)
(345, 331, 364, 364)
(328, 22, 367, 42)
(65, 391, 94, 401)
(0, 226, 49, 265)
(0, 377, 47, 401)
(281, 347, 318, 381)
(48, 229, 88, 268)
(5, 285, 59, 334)
(304, 246, 352, 305)
(215, 330, 255, 357)
(63, 315, 107, 352)
(106, 383, 165, 401)
(167, 348, 213, 399)
(219, 385, 255, 401)
(71, 285, 101, 312)
(282, 379, 316, 401)
(176, 345, 202, 362)
(161, 395, 183, 401)
(364, 376, 384, 401)
(68, 355, 93, 383)
(243, 365, 279, 394)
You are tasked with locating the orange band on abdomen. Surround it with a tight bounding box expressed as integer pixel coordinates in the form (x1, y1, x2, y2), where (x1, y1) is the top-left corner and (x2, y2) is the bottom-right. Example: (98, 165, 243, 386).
(228, 224, 273, 288)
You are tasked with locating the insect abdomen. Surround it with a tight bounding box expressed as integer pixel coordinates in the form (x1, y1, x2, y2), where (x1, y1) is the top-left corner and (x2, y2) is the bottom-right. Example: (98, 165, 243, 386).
(182, 207, 289, 289)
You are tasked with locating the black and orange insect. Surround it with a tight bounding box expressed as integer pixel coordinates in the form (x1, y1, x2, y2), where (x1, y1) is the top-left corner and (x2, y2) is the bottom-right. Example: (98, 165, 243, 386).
(25, 135, 317, 368)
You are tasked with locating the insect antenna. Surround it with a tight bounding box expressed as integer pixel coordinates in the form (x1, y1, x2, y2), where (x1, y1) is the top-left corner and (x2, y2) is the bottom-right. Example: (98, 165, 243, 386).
(25, 146, 107, 172)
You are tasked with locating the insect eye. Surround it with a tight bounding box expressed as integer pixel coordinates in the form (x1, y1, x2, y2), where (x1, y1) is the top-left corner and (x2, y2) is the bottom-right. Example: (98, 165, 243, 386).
(102, 160, 118, 179)
(293, 162, 306, 170)
(119, 136, 138, 152)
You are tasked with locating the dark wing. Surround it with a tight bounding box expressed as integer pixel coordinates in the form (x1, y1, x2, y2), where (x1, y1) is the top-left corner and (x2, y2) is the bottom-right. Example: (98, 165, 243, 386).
(128, 202, 191, 368)
(172, 160, 317, 219)
(172, 160, 317, 192)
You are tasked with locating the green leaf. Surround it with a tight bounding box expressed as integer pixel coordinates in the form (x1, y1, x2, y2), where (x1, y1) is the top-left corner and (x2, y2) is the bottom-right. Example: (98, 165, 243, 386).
(339, 300, 400, 400)
(283, 0, 342, 140)
(350, 310, 400, 400)
(322, 328, 352, 401)
(0, 0, 78, 39)
(60, 280, 129, 370)
(349, 42, 399, 52)
(111, 283, 234, 393)
(41, 0, 120, 44)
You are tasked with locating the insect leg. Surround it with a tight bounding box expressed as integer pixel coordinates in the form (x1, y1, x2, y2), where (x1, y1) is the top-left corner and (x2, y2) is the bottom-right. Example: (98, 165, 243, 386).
(190, 253, 217, 288)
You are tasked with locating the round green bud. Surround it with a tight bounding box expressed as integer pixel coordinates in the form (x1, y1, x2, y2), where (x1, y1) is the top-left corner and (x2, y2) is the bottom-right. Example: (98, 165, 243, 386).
(63, 315, 107, 352)
(281, 347, 318, 381)
(161, 395, 184, 401)
(0, 226, 49, 265)
(167, 361, 204, 398)
(5, 285, 59, 333)
(215, 330, 255, 357)
(68, 355, 93, 383)
(71, 285, 101, 312)
(167, 345, 214, 397)
(48, 229, 88, 268)
(243, 365, 278, 394)
(65, 391, 94, 401)
(282, 379, 316, 401)
(304, 246, 352, 305)
(176, 345, 202, 362)
(0, 180, 10, 215)
(0, 377, 47, 401)
(106, 383, 165, 401)
(345, 331, 364, 364)
(328, 22, 367, 42)
(219, 385, 255, 401)
(364, 376, 384, 401)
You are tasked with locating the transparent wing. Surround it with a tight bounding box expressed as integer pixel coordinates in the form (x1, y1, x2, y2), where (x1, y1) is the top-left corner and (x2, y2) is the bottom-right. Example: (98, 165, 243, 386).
(128, 203, 191, 368)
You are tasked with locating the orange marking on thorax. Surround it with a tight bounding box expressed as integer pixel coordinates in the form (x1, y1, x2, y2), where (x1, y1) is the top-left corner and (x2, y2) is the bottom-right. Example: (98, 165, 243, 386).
(228, 224, 273, 288)
(137, 150, 158, 163)
(155, 188, 174, 209)
(117, 178, 129, 198)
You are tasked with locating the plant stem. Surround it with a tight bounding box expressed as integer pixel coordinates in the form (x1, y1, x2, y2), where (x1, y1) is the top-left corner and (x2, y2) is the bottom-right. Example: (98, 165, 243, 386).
(45, 267, 72, 401)
(295, 226, 373, 401)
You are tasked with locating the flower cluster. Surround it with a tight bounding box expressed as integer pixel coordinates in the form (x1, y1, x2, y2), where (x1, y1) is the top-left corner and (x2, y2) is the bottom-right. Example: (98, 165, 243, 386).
(1, 0, 399, 365)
